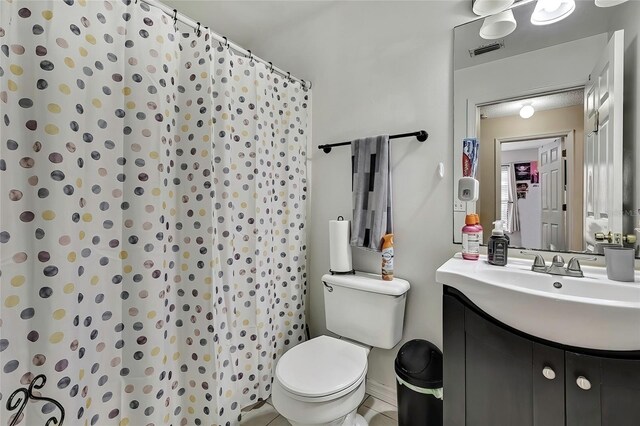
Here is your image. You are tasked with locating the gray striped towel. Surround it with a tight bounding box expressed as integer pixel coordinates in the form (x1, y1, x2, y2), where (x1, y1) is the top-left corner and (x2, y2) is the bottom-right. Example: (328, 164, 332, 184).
(350, 135, 392, 252)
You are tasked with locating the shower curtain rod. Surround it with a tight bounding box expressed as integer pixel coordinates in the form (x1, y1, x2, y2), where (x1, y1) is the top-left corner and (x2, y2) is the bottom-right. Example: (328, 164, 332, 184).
(318, 130, 428, 153)
(138, 0, 311, 90)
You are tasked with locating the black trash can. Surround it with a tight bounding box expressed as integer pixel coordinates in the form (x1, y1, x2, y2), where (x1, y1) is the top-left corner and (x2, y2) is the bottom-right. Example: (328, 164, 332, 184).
(395, 339, 443, 426)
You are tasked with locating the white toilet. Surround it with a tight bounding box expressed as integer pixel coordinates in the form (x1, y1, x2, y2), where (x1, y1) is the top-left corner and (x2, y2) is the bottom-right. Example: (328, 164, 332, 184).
(272, 272, 410, 426)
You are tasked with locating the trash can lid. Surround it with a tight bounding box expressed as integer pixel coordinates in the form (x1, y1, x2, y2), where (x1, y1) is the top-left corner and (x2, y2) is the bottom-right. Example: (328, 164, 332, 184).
(394, 339, 443, 389)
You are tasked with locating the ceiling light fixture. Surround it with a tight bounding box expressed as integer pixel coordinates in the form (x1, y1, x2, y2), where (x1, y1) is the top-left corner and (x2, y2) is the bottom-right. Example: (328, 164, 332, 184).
(531, 0, 576, 25)
(479, 9, 518, 40)
(594, 0, 628, 7)
(472, 0, 515, 16)
(520, 105, 535, 119)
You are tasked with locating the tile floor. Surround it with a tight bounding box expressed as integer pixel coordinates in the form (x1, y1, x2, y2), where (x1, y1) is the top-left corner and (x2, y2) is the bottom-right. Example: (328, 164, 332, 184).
(240, 395, 398, 426)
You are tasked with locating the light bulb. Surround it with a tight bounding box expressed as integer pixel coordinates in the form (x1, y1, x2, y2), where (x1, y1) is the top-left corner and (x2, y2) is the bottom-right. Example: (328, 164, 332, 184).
(519, 105, 535, 119)
(531, 0, 576, 25)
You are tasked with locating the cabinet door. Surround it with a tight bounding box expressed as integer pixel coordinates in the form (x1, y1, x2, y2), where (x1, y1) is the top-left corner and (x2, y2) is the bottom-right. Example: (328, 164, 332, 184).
(464, 307, 534, 426)
(566, 352, 640, 426)
(532, 344, 565, 426)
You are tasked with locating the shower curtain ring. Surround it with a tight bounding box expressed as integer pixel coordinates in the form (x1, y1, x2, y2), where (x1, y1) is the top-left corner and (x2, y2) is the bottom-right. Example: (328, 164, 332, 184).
(172, 9, 178, 31)
(287, 72, 291, 82)
(247, 50, 253, 63)
(268, 62, 274, 73)
(220, 36, 229, 49)
(195, 22, 201, 37)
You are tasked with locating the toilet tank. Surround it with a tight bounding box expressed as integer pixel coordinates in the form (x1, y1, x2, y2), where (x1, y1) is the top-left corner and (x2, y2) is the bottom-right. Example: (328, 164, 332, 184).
(322, 272, 410, 349)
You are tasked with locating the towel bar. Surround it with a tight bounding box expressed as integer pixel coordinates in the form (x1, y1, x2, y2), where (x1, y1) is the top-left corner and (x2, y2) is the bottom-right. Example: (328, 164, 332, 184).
(318, 130, 428, 153)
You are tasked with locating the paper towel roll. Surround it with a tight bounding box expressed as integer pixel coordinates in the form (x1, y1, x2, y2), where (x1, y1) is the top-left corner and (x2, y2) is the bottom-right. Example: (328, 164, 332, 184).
(329, 219, 353, 273)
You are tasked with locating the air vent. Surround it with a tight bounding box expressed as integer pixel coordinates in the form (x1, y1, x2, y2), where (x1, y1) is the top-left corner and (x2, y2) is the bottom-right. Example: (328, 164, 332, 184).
(469, 41, 504, 57)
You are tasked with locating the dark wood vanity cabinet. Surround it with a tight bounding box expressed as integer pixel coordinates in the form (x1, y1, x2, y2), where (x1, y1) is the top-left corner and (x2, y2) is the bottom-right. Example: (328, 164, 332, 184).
(444, 287, 640, 426)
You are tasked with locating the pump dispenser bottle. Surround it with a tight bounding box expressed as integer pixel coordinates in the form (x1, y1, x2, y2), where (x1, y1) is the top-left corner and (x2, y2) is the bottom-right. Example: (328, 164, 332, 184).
(488, 220, 509, 266)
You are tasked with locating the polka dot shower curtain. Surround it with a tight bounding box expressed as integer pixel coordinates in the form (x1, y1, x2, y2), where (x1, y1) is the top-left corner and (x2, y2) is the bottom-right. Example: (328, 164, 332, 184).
(0, 1, 309, 425)
(210, 46, 309, 422)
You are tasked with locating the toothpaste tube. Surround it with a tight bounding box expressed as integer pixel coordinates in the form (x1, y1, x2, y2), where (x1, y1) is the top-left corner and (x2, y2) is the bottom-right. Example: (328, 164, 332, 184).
(462, 138, 479, 178)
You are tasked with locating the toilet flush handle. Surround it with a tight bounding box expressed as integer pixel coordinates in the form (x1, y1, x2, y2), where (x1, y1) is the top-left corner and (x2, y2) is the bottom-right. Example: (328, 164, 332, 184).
(323, 281, 334, 292)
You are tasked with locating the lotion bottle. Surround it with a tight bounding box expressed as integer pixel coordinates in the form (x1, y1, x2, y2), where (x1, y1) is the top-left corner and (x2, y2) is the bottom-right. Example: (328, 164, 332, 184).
(488, 220, 509, 266)
(473, 213, 483, 244)
(462, 214, 480, 261)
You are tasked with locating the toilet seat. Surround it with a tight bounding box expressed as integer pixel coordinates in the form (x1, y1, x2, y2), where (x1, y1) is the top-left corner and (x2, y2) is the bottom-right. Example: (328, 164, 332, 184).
(275, 335, 368, 401)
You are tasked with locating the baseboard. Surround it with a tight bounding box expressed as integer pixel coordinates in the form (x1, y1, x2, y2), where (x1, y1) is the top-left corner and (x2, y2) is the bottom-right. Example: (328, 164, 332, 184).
(365, 378, 397, 407)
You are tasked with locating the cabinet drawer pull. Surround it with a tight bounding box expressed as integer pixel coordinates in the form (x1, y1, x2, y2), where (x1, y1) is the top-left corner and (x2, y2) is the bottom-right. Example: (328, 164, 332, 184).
(542, 366, 556, 380)
(576, 376, 592, 390)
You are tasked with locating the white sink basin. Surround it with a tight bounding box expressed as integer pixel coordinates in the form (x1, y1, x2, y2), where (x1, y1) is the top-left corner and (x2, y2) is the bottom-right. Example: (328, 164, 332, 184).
(436, 254, 640, 351)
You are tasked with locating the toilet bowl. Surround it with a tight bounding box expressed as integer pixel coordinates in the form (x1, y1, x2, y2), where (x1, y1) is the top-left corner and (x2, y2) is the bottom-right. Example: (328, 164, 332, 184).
(272, 336, 369, 426)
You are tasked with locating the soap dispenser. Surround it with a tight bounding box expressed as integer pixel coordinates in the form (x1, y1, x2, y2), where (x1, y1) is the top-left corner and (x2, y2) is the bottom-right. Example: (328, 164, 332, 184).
(488, 220, 509, 266)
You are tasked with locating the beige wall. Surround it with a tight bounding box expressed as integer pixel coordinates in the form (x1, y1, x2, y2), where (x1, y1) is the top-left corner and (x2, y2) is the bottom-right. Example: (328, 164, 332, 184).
(478, 105, 584, 250)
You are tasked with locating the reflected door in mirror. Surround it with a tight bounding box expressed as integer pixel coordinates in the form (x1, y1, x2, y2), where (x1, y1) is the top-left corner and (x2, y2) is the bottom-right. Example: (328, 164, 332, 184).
(584, 30, 625, 253)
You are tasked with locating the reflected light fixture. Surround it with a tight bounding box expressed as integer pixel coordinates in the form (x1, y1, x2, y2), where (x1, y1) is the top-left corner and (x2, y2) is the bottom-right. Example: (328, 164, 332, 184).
(595, 0, 628, 7)
(479, 9, 518, 40)
(519, 105, 535, 119)
(472, 0, 515, 16)
(531, 0, 576, 25)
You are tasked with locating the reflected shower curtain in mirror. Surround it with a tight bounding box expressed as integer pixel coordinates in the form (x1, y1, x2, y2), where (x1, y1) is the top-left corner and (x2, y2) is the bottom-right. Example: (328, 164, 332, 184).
(0, 1, 309, 425)
(507, 164, 520, 233)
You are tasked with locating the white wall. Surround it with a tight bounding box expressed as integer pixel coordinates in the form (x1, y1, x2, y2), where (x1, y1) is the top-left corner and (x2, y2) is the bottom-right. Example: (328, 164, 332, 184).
(246, 2, 472, 388)
(501, 148, 539, 164)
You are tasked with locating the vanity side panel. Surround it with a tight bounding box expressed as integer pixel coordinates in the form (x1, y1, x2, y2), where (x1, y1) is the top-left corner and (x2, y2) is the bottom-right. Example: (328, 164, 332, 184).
(443, 292, 466, 426)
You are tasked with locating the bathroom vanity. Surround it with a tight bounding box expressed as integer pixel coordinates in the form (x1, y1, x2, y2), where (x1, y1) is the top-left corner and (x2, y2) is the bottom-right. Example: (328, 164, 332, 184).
(437, 255, 640, 426)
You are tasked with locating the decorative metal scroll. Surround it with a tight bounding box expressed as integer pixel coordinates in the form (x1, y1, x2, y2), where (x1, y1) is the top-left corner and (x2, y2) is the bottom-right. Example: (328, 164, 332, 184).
(6, 374, 65, 426)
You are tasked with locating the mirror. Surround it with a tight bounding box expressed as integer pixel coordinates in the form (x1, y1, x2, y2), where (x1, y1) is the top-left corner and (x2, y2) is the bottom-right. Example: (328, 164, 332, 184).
(453, 0, 639, 257)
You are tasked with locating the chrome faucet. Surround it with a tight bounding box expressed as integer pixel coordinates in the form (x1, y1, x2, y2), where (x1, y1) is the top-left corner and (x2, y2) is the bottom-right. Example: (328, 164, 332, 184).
(520, 251, 597, 278)
(547, 255, 567, 275)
